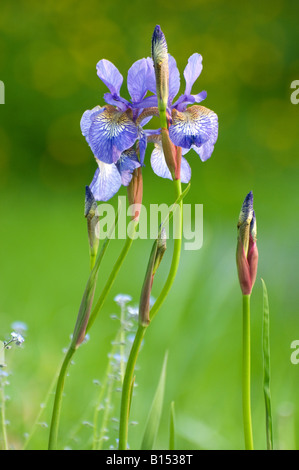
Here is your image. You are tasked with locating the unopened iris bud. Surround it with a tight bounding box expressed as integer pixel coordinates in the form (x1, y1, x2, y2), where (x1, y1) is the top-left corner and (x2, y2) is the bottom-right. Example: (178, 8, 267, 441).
(139, 228, 167, 326)
(85, 186, 99, 270)
(152, 25, 169, 116)
(236, 192, 259, 295)
(161, 128, 177, 179)
(153, 227, 167, 276)
(127, 167, 143, 222)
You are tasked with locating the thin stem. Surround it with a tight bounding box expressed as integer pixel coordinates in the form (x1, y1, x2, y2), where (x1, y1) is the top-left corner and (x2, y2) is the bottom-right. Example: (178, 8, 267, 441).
(48, 213, 122, 449)
(22, 361, 62, 449)
(0, 375, 8, 450)
(150, 179, 182, 322)
(86, 220, 138, 333)
(159, 108, 168, 129)
(242, 294, 254, 450)
(48, 346, 76, 450)
(118, 180, 183, 450)
(118, 324, 147, 449)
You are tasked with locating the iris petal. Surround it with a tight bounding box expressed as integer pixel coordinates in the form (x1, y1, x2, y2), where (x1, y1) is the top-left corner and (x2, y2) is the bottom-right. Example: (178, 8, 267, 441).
(96, 59, 123, 95)
(183, 53, 203, 96)
(80, 106, 103, 144)
(168, 54, 180, 105)
(150, 141, 191, 183)
(116, 149, 141, 186)
(173, 90, 207, 112)
(88, 106, 138, 164)
(103, 93, 130, 111)
(90, 160, 122, 202)
(127, 58, 151, 103)
(151, 142, 172, 180)
(180, 156, 192, 183)
(138, 127, 147, 165)
(169, 105, 218, 150)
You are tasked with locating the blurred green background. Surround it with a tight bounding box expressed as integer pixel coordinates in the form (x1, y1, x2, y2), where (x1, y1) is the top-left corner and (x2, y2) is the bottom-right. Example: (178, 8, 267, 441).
(0, 0, 299, 450)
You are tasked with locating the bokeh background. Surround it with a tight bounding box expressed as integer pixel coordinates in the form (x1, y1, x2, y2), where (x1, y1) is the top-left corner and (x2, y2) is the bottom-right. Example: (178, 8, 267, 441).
(0, 0, 298, 450)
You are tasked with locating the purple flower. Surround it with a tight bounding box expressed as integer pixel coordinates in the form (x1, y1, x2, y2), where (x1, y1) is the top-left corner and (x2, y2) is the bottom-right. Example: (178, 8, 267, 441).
(81, 58, 154, 164)
(81, 58, 154, 201)
(87, 150, 141, 202)
(144, 48, 218, 182)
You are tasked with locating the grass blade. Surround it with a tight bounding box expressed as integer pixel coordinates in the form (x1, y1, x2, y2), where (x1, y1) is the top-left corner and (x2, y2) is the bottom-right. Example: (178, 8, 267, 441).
(140, 351, 168, 450)
(169, 401, 176, 450)
(261, 278, 273, 450)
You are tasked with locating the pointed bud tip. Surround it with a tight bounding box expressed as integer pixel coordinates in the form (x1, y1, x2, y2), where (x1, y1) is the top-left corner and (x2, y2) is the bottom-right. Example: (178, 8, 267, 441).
(85, 186, 97, 218)
(151, 25, 168, 64)
(152, 25, 165, 45)
(238, 191, 254, 228)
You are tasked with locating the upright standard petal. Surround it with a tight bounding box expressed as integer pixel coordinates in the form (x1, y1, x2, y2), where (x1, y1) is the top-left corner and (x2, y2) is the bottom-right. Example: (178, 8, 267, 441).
(168, 54, 180, 105)
(127, 58, 151, 104)
(96, 59, 123, 95)
(88, 106, 138, 164)
(183, 53, 203, 96)
(169, 106, 218, 152)
(90, 160, 122, 202)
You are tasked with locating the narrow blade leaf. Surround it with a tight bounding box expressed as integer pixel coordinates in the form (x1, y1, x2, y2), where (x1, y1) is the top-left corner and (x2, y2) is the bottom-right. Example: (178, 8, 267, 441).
(169, 401, 176, 450)
(140, 351, 168, 450)
(261, 278, 273, 450)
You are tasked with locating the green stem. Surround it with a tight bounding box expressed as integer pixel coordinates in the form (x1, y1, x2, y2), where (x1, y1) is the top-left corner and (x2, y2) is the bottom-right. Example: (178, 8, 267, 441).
(242, 294, 254, 450)
(150, 179, 182, 322)
(159, 108, 168, 129)
(0, 376, 8, 450)
(23, 361, 61, 449)
(48, 346, 76, 450)
(86, 220, 138, 333)
(48, 212, 126, 449)
(118, 180, 183, 450)
(118, 324, 147, 449)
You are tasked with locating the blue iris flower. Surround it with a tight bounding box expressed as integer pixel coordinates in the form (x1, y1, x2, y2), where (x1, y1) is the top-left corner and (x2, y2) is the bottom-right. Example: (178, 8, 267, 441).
(137, 53, 218, 183)
(81, 58, 154, 201)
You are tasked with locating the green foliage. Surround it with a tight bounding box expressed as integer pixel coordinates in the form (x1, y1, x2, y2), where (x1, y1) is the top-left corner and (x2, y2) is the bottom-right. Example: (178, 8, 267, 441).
(261, 278, 273, 450)
(140, 352, 168, 450)
(169, 401, 176, 450)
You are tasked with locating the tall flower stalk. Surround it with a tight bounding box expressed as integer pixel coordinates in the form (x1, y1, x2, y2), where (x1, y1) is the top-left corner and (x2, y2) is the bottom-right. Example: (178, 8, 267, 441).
(236, 191, 258, 450)
(48, 206, 121, 450)
(118, 25, 218, 449)
(118, 182, 183, 450)
(49, 24, 218, 450)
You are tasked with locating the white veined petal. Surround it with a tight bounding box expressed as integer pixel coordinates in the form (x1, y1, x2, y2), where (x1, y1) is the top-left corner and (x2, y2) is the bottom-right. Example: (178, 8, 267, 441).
(150, 142, 172, 180)
(90, 160, 122, 202)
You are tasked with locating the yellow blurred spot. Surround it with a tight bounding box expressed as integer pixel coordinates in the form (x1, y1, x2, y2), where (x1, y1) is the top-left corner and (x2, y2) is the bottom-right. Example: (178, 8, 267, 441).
(47, 113, 90, 166)
(31, 45, 78, 98)
(248, 99, 299, 165)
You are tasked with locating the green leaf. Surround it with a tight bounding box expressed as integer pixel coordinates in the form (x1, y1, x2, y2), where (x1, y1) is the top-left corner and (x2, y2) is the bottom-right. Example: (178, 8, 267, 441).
(140, 351, 168, 450)
(169, 401, 176, 450)
(261, 278, 273, 450)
